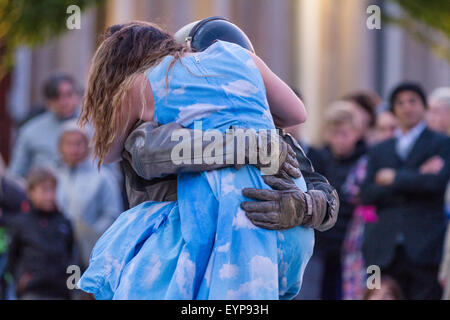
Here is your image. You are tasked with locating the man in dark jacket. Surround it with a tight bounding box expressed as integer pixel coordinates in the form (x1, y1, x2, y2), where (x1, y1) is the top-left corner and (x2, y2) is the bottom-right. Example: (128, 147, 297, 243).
(361, 82, 450, 299)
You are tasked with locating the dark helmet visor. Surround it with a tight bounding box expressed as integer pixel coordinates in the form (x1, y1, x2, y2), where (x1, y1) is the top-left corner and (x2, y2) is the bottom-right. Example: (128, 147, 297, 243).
(175, 16, 254, 53)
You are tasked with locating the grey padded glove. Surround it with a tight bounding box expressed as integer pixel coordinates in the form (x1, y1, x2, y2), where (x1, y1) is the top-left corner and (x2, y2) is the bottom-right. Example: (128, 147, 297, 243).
(241, 174, 337, 230)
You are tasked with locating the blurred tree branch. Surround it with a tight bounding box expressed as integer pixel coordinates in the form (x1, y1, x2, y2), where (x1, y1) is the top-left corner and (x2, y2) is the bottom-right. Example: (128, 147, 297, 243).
(0, 0, 104, 80)
(384, 0, 450, 62)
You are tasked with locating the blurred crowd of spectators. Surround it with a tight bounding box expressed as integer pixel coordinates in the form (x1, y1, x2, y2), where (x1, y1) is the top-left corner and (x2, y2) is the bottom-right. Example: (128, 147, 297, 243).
(292, 83, 450, 300)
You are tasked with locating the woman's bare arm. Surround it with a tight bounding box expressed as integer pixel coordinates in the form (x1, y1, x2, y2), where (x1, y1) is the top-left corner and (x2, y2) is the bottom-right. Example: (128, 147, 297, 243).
(250, 52, 307, 128)
(104, 73, 155, 163)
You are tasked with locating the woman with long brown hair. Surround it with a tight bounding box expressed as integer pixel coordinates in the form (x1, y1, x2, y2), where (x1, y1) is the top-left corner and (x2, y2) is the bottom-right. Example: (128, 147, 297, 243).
(77, 21, 311, 299)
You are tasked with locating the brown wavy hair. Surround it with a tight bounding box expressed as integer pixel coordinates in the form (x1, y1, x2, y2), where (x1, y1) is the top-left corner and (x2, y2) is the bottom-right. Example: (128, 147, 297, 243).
(78, 21, 188, 167)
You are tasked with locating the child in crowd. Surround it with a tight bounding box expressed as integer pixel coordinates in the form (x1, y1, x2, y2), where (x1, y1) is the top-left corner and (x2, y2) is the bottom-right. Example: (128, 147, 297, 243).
(7, 167, 74, 300)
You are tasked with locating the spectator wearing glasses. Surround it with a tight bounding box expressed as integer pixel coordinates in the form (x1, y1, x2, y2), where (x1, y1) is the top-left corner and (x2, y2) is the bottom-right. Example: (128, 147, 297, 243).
(9, 73, 81, 179)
